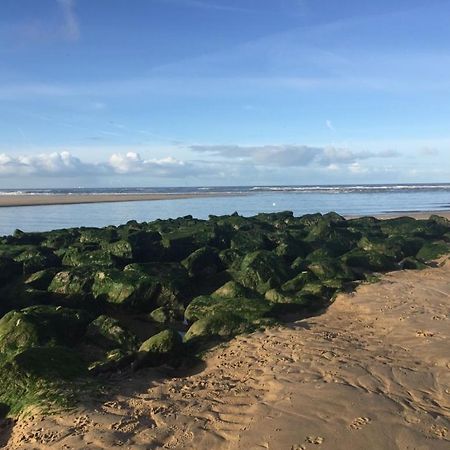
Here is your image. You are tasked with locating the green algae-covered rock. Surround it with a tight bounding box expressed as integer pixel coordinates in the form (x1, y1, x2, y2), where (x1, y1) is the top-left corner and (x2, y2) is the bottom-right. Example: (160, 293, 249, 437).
(184, 312, 252, 343)
(62, 246, 118, 268)
(24, 268, 58, 290)
(13, 345, 86, 379)
(149, 305, 184, 324)
(181, 246, 222, 277)
(212, 280, 249, 298)
(88, 348, 135, 374)
(0, 305, 91, 355)
(185, 295, 271, 323)
(91, 269, 159, 310)
(124, 262, 191, 307)
(104, 239, 134, 260)
(134, 329, 182, 369)
(79, 226, 118, 244)
(48, 268, 94, 297)
(15, 248, 61, 274)
(416, 241, 450, 262)
(1, 211, 450, 415)
(234, 250, 291, 293)
(85, 315, 138, 351)
(341, 249, 397, 272)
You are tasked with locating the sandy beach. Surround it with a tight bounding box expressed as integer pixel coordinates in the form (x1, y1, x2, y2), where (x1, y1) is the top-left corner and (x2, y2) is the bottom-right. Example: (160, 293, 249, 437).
(2, 254, 449, 449)
(0, 193, 239, 208)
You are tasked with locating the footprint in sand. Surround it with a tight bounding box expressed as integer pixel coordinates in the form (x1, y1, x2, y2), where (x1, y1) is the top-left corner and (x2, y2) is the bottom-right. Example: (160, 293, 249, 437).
(349, 417, 371, 430)
(416, 330, 435, 337)
(305, 435, 324, 444)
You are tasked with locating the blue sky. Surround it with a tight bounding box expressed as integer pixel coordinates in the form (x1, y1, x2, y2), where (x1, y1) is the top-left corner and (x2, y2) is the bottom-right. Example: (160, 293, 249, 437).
(1, 0, 450, 187)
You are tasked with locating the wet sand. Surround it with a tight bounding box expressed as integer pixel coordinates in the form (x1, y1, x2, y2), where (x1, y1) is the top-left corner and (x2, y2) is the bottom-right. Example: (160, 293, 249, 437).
(3, 256, 449, 449)
(0, 193, 238, 208)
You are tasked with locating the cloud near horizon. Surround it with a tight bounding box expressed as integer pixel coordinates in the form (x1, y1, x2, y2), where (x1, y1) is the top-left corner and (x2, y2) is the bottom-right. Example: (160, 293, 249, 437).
(0, 147, 402, 179)
(0, 151, 202, 178)
(190, 145, 400, 167)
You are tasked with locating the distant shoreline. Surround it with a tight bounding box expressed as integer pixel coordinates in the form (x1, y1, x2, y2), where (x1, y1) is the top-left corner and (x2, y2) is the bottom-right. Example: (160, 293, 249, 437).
(0, 192, 241, 208)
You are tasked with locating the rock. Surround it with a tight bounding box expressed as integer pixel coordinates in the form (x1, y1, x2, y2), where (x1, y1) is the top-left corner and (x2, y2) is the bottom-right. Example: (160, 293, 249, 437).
(79, 227, 118, 243)
(184, 312, 253, 343)
(149, 305, 184, 324)
(235, 250, 291, 293)
(48, 268, 94, 297)
(399, 257, 428, 270)
(91, 269, 159, 310)
(133, 329, 182, 369)
(181, 246, 222, 277)
(15, 248, 60, 274)
(416, 241, 450, 262)
(24, 268, 58, 290)
(88, 348, 135, 374)
(0, 305, 91, 355)
(212, 280, 249, 298)
(341, 249, 397, 272)
(85, 315, 138, 351)
(184, 295, 271, 323)
(62, 246, 118, 268)
(13, 345, 86, 379)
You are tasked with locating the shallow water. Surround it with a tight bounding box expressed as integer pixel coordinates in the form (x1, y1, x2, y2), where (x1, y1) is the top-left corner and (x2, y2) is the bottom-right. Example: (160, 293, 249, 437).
(0, 186, 449, 236)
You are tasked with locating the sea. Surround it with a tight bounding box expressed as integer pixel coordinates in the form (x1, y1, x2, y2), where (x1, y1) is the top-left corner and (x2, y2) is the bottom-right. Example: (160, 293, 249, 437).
(0, 184, 449, 236)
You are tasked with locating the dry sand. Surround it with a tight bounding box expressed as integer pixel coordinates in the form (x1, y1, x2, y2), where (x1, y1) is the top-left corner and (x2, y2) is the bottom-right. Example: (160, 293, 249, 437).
(0, 193, 238, 208)
(2, 258, 450, 449)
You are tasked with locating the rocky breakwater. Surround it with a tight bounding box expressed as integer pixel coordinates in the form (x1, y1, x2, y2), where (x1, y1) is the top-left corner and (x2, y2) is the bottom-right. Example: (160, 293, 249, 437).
(0, 212, 449, 418)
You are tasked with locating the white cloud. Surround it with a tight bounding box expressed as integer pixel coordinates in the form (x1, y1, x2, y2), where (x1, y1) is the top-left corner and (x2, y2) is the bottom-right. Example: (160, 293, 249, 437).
(0, 151, 97, 176)
(325, 120, 335, 131)
(190, 144, 401, 168)
(0, 151, 203, 178)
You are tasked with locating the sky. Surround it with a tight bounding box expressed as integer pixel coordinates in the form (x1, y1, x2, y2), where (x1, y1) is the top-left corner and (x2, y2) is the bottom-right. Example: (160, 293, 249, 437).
(1, 0, 450, 188)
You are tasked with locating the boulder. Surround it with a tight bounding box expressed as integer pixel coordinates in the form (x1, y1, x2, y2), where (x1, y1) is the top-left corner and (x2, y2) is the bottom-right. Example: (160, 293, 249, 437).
(181, 246, 222, 278)
(416, 241, 450, 262)
(91, 269, 159, 310)
(184, 295, 271, 323)
(184, 312, 252, 343)
(85, 315, 138, 351)
(133, 329, 182, 369)
(0, 305, 91, 355)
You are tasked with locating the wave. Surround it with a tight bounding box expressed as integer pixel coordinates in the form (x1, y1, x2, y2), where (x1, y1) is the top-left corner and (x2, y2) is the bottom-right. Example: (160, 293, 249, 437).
(1, 184, 450, 196)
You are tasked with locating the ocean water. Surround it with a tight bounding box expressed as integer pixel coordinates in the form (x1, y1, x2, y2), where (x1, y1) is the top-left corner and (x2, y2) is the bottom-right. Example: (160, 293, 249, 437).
(0, 184, 449, 236)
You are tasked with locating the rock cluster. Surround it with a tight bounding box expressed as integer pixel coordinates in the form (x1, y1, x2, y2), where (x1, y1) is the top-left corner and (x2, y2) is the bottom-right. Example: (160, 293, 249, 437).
(0, 212, 449, 415)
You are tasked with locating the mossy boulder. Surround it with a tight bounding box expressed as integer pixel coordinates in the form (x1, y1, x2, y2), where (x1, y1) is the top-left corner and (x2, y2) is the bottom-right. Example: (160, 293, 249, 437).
(341, 249, 397, 272)
(133, 329, 182, 369)
(85, 315, 138, 351)
(124, 262, 190, 307)
(91, 269, 159, 310)
(13, 346, 87, 379)
(212, 280, 250, 298)
(181, 246, 222, 277)
(48, 268, 94, 297)
(184, 312, 253, 343)
(149, 305, 184, 324)
(88, 348, 135, 374)
(416, 241, 450, 262)
(24, 268, 59, 290)
(62, 247, 118, 268)
(0, 306, 91, 355)
(235, 250, 291, 293)
(184, 295, 271, 323)
(15, 248, 61, 275)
